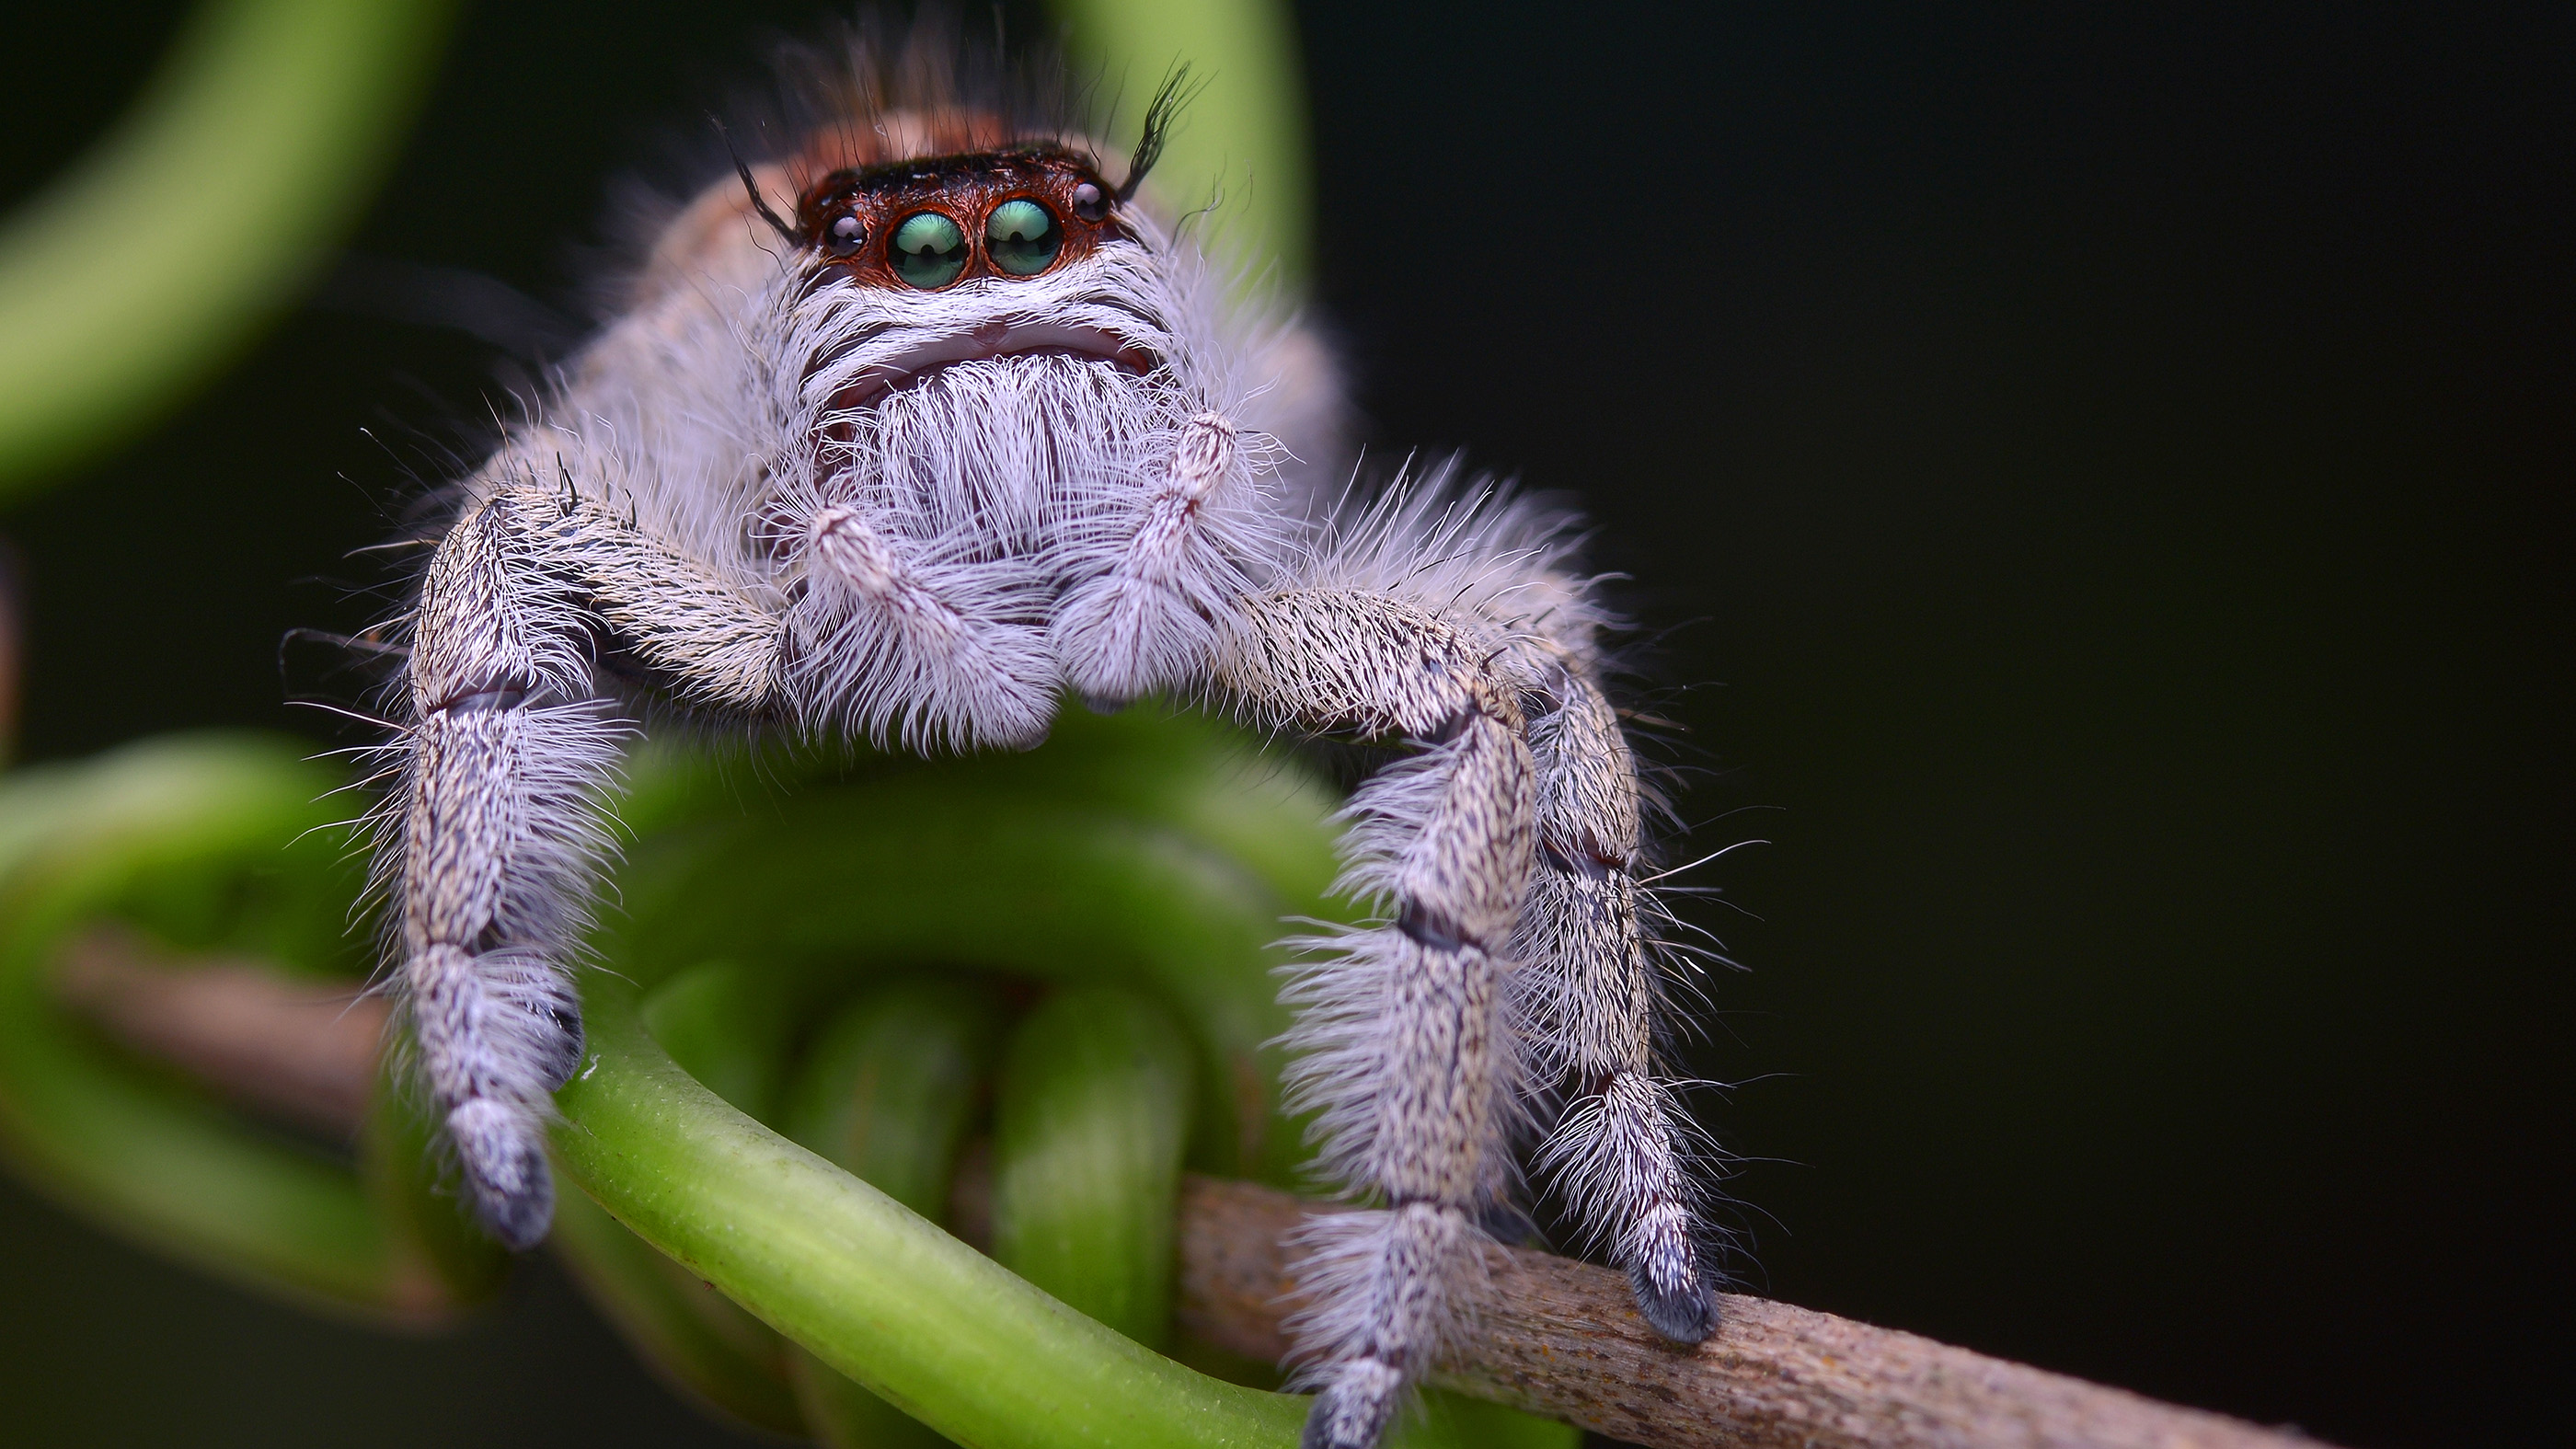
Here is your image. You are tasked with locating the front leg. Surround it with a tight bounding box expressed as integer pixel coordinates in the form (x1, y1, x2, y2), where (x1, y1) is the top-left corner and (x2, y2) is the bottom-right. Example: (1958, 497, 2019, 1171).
(1217, 588, 1535, 1449)
(394, 484, 780, 1246)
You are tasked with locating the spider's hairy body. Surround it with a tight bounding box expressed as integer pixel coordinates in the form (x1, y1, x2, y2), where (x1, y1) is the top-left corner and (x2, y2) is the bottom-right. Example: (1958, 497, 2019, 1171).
(372, 25, 1719, 1448)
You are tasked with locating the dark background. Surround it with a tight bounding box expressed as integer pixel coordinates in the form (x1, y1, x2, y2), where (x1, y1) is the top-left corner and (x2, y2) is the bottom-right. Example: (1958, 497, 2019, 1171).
(2, 3, 2566, 1446)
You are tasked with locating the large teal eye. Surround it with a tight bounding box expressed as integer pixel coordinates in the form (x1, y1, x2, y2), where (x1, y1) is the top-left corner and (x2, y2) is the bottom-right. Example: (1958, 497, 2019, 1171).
(890, 212, 968, 289)
(984, 199, 1060, 276)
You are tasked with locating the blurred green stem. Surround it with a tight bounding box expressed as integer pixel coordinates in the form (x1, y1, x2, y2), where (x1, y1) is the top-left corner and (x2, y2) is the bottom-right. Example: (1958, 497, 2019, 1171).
(991, 987, 1196, 1351)
(783, 981, 1004, 1448)
(1054, 0, 1314, 289)
(0, 737, 436, 1318)
(0, 0, 454, 495)
(552, 972, 1314, 1449)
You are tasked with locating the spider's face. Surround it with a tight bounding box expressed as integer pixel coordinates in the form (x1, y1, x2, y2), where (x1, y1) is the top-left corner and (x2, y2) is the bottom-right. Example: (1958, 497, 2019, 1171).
(796, 144, 1127, 292)
(760, 124, 1221, 556)
(782, 143, 1176, 419)
(776, 129, 1188, 415)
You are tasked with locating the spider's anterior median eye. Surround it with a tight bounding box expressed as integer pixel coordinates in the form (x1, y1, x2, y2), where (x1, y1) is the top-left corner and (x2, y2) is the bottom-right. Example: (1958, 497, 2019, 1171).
(985, 199, 1060, 276)
(890, 212, 968, 288)
(825, 213, 866, 256)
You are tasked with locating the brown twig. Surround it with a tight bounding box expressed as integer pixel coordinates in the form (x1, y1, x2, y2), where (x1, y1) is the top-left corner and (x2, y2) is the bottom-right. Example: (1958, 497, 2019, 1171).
(52, 941, 2335, 1449)
(1179, 1175, 2325, 1449)
(53, 924, 388, 1137)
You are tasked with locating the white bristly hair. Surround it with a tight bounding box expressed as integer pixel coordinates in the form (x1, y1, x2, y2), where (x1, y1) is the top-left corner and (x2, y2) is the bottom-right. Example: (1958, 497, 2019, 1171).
(366, 19, 1724, 1449)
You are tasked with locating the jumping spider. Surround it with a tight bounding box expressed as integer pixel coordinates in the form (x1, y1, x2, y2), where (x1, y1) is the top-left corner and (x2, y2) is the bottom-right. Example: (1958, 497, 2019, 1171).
(373, 26, 1719, 1449)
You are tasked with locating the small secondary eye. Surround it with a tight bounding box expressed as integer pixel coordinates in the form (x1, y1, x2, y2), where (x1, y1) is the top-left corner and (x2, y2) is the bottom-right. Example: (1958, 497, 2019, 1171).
(985, 199, 1060, 276)
(890, 212, 968, 288)
(1070, 181, 1109, 223)
(825, 213, 866, 256)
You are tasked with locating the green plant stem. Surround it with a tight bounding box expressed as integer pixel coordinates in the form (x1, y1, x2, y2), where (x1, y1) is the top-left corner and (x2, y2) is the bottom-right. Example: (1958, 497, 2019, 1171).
(992, 987, 1195, 1351)
(548, 1180, 810, 1434)
(0, 736, 423, 1317)
(552, 972, 1313, 1449)
(783, 980, 1006, 1448)
(644, 959, 799, 1125)
(1052, 0, 1314, 290)
(0, 0, 454, 493)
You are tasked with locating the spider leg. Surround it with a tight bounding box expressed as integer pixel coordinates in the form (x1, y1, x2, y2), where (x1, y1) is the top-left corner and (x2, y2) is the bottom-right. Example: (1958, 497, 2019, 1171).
(1217, 588, 1535, 1449)
(392, 482, 781, 1248)
(1517, 665, 1717, 1342)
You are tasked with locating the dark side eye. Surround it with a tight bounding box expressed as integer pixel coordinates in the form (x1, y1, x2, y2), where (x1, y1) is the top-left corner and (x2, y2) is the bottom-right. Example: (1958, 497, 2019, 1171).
(1070, 181, 1109, 223)
(825, 213, 866, 257)
(984, 199, 1060, 276)
(890, 212, 968, 288)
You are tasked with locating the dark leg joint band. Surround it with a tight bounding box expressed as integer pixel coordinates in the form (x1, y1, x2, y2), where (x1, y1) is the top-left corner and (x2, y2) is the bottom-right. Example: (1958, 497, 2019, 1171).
(1540, 840, 1622, 880)
(437, 684, 532, 716)
(1397, 902, 1478, 954)
(1420, 701, 1480, 747)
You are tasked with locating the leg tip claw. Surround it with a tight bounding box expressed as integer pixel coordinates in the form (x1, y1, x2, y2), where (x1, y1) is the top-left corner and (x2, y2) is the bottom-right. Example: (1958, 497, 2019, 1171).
(449, 1098, 557, 1249)
(1301, 1361, 1406, 1449)
(1632, 1265, 1718, 1344)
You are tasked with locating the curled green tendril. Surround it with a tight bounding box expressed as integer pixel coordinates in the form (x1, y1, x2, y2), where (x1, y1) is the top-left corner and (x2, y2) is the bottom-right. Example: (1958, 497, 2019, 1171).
(558, 970, 1307, 1449)
(0, 0, 454, 496)
(0, 719, 1576, 1447)
(0, 736, 467, 1321)
(991, 986, 1198, 1351)
(784, 980, 1003, 1446)
(0, 1, 1562, 1441)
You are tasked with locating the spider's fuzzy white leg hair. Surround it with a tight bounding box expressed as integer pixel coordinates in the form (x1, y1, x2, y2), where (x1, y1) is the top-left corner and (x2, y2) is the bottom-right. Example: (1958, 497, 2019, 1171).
(383, 473, 784, 1248)
(1517, 675, 1719, 1342)
(1236, 469, 1719, 1444)
(1048, 393, 1287, 708)
(1378, 466, 1727, 1340)
(1271, 695, 1529, 1449)
(384, 485, 628, 1248)
(1222, 469, 1576, 1449)
(787, 496, 1061, 751)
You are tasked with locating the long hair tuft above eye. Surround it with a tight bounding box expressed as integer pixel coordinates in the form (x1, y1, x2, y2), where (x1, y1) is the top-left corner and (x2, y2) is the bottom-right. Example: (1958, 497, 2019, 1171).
(712, 115, 797, 244)
(1119, 64, 1206, 203)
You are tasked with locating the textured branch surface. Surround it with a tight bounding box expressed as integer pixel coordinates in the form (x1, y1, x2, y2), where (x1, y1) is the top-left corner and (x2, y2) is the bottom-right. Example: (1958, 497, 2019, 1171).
(1179, 1176, 2328, 1449)
(54, 947, 2335, 1449)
